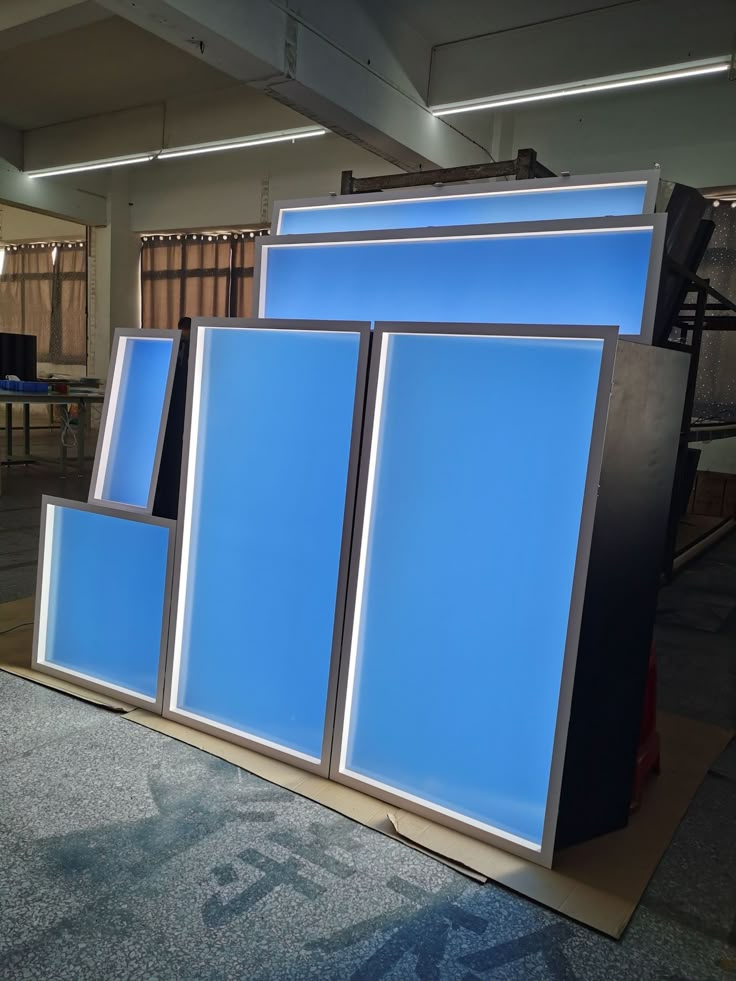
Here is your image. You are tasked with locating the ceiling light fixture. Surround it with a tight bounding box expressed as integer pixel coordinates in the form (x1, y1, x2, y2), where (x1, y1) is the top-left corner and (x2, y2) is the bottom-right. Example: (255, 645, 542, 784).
(431, 57, 730, 117)
(26, 154, 155, 179)
(156, 125, 326, 160)
(25, 126, 327, 179)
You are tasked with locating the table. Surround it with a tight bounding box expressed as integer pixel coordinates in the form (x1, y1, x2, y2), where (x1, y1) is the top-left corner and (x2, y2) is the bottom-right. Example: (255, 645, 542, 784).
(0, 391, 105, 487)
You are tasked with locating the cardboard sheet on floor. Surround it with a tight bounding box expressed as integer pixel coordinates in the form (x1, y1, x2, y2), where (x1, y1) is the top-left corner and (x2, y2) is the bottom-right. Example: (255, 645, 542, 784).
(123, 707, 731, 938)
(0, 597, 132, 711)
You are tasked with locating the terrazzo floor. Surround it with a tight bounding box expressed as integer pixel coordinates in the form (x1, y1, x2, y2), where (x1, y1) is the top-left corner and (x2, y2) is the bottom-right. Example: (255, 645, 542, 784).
(0, 444, 734, 980)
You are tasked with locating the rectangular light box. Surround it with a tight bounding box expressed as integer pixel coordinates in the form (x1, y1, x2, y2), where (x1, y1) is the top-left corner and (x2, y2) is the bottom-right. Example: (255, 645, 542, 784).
(33, 498, 175, 709)
(274, 170, 658, 235)
(256, 215, 666, 343)
(166, 318, 370, 773)
(90, 329, 180, 512)
(332, 323, 617, 866)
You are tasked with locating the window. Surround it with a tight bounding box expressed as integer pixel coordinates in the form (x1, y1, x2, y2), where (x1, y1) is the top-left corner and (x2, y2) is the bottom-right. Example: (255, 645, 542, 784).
(140, 233, 260, 328)
(0, 241, 86, 366)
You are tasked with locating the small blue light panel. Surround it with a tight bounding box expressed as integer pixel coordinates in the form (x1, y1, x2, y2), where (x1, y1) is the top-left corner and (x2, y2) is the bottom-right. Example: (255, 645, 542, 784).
(170, 324, 365, 764)
(260, 220, 661, 341)
(95, 334, 176, 508)
(38, 503, 171, 700)
(338, 328, 610, 853)
(277, 181, 649, 235)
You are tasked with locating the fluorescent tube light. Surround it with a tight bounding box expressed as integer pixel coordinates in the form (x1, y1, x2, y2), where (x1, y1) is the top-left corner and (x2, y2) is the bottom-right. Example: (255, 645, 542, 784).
(27, 154, 154, 178)
(432, 58, 730, 117)
(157, 126, 326, 160)
(25, 126, 327, 178)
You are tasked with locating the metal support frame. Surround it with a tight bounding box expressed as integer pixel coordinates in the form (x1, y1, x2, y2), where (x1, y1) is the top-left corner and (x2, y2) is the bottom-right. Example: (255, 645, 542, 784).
(339, 148, 554, 195)
(660, 260, 736, 578)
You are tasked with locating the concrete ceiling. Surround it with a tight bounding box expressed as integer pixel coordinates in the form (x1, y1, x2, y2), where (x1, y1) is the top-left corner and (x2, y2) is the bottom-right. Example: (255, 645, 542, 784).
(383, 0, 634, 46)
(0, 13, 234, 129)
(0, 0, 732, 191)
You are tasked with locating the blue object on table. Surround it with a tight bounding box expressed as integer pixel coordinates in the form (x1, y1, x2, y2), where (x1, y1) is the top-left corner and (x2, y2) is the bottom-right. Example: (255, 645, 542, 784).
(276, 180, 651, 235)
(337, 326, 610, 854)
(37, 500, 172, 702)
(169, 322, 366, 765)
(259, 219, 662, 341)
(0, 380, 50, 393)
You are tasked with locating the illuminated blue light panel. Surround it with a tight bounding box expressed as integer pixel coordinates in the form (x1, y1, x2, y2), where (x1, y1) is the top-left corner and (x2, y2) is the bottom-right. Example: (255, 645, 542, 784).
(39, 503, 171, 700)
(96, 335, 175, 508)
(277, 182, 648, 234)
(340, 331, 607, 848)
(261, 224, 657, 339)
(171, 325, 364, 762)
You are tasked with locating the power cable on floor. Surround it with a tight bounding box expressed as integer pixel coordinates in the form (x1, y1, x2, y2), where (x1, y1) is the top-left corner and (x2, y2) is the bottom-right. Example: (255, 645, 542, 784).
(0, 621, 32, 636)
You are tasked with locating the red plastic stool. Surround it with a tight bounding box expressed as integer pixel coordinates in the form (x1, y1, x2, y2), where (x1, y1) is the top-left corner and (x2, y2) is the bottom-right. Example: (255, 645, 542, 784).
(630, 641, 661, 812)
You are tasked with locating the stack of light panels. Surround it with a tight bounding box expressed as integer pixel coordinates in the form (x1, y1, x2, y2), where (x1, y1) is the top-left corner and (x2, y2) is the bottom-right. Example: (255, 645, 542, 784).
(30, 169, 670, 867)
(33, 330, 179, 708)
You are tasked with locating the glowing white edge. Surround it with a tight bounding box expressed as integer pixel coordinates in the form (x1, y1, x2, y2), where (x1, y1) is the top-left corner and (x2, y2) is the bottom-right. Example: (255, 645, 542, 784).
(277, 180, 648, 222)
(35, 502, 56, 664)
(168, 324, 206, 708)
(41, 661, 157, 702)
(166, 323, 328, 767)
(264, 224, 651, 250)
(170, 705, 322, 765)
(94, 336, 174, 506)
(339, 335, 390, 773)
(93, 336, 129, 502)
(258, 246, 269, 316)
(340, 766, 542, 850)
(338, 331, 604, 849)
(432, 61, 729, 116)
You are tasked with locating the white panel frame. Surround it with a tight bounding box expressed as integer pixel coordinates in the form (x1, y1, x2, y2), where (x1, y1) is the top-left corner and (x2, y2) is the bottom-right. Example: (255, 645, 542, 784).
(272, 169, 660, 233)
(32, 496, 177, 712)
(163, 317, 371, 777)
(254, 213, 667, 346)
(330, 322, 619, 868)
(89, 328, 181, 515)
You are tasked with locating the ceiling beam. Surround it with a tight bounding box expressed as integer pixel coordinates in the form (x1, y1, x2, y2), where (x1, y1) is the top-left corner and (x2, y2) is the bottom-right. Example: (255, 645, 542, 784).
(97, 0, 488, 171)
(0, 124, 23, 171)
(0, 163, 106, 225)
(0, 0, 108, 52)
(429, 0, 736, 108)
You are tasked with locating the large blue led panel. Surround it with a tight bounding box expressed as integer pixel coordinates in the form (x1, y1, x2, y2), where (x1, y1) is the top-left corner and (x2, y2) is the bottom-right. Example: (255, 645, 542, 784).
(258, 217, 664, 342)
(91, 331, 178, 511)
(167, 320, 368, 770)
(275, 174, 654, 234)
(334, 324, 615, 864)
(33, 499, 174, 707)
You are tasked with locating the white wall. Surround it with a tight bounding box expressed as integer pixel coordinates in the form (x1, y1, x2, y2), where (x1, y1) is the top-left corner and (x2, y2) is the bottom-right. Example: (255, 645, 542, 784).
(691, 438, 736, 475)
(127, 131, 400, 232)
(506, 75, 736, 188)
(0, 204, 84, 242)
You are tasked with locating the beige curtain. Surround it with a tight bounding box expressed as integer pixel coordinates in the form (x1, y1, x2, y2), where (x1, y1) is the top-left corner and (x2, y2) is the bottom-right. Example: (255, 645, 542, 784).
(52, 243, 86, 364)
(0, 246, 54, 359)
(141, 236, 232, 328)
(181, 238, 230, 320)
(0, 244, 85, 365)
(230, 237, 255, 317)
(141, 239, 182, 329)
(0, 249, 22, 331)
